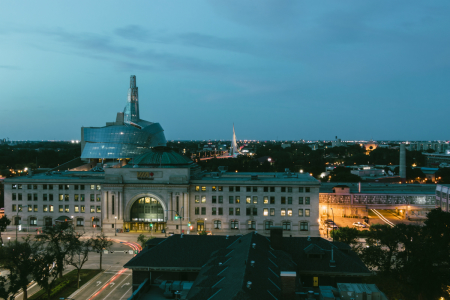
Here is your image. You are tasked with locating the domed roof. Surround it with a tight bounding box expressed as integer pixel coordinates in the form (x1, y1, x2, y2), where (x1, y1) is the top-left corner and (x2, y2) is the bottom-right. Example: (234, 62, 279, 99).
(130, 147, 194, 168)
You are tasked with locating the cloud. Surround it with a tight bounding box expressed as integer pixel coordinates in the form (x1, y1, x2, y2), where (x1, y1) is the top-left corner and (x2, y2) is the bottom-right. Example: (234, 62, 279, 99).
(34, 28, 228, 74)
(0, 65, 20, 70)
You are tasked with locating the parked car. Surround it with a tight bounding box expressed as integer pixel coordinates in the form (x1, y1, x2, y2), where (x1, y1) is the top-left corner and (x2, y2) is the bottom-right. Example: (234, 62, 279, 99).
(352, 222, 366, 228)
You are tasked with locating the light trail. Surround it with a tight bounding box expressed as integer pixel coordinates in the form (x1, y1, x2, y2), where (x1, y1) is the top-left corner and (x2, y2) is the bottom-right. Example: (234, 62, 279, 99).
(371, 209, 395, 227)
(88, 268, 128, 300)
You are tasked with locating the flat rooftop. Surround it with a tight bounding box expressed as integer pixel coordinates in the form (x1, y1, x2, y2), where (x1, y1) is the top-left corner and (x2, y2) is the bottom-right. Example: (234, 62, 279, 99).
(193, 172, 320, 183)
(320, 182, 436, 194)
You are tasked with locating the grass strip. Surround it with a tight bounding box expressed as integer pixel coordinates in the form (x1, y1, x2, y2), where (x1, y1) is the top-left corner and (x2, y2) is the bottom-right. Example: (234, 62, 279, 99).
(29, 269, 102, 300)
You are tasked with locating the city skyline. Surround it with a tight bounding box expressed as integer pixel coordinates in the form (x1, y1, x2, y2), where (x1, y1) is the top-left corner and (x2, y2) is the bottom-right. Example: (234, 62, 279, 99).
(1, 1, 450, 141)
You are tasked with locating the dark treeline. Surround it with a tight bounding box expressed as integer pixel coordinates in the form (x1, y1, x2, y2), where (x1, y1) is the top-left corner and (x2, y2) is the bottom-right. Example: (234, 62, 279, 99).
(0, 142, 81, 177)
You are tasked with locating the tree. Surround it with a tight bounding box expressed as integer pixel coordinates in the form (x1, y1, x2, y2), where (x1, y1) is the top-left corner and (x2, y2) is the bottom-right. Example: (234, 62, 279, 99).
(32, 248, 61, 299)
(330, 226, 359, 245)
(38, 222, 76, 278)
(356, 211, 450, 299)
(137, 233, 154, 248)
(91, 232, 113, 270)
(66, 236, 92, 289)
(0, 214, 11, 245)
(329, 166, 362, 182)
(0, 236, 40, 300)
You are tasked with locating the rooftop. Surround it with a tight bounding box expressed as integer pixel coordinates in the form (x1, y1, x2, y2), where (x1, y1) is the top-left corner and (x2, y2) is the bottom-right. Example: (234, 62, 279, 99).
(320, 182, 436, 194)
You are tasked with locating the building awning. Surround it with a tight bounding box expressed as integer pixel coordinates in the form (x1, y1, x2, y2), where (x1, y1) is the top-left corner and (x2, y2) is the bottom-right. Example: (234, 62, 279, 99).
(55, 216, 72, 222)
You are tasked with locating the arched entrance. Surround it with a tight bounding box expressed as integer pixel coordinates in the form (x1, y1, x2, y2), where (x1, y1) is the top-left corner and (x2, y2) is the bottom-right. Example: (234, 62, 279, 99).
(125, 197, 166, 232)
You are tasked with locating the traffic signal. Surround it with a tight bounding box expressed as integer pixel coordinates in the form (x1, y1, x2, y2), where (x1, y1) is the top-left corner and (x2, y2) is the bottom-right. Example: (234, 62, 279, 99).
(174, 215, 179, 220)
(187, 222, 191, 227)
(150, 223, 153, 227)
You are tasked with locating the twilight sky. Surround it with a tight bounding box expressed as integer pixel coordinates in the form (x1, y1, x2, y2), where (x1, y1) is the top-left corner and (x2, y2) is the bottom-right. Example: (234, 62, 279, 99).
(1, 1, 449, 141)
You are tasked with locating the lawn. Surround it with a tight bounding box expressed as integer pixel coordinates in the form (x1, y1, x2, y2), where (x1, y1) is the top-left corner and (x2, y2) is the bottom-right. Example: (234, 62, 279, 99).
(29, 269, 102, 300)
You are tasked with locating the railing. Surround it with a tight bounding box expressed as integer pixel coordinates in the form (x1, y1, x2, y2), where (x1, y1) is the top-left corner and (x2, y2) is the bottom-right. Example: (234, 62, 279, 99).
(127, 278, 149, 300)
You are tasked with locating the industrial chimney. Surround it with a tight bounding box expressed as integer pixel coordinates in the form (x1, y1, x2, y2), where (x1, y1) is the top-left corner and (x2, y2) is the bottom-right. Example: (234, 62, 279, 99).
(400, 144, 406, 180)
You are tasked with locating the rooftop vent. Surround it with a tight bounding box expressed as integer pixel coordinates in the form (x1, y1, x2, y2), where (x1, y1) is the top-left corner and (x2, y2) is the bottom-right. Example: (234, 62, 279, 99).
(226, 235, 229, 239)
(307, 236, 311, 241)
(247, 281, 252, 289)
(329, 248, 336, 267)
(254, 230, 257, 235)
(250, 260, 255, 267)
(285, 168, 290, 172)
(252, 243, 256, 249)
(181, 233, 183, 239)
(219, 262, 223, 266)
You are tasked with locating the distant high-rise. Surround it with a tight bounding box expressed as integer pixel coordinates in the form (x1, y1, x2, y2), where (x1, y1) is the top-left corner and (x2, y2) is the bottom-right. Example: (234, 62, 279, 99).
(400, 143, 406, 180)
(81, 75, 166, 160)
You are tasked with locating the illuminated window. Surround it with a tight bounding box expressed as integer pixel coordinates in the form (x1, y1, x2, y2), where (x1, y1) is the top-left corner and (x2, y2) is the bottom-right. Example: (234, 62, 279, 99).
(59, 194, 63, 201)
(65, 205, 69, 213)
(248, 220, 256, 230)
(253, 196, 258, 204)
(236, 196, 240, 204)
(65, 194, 69, 201)
(281, 209, 286, 216)
(201, 186, 206, 192)
(288, 209, 292, 217)
(264, 196, 269, 204)
(299, 209, 304, 216)
(305, 209, 310, 217)
(246, 196, 251, 204)
(96, 195, 101, 202)
(212, 186, 217, 191)
(74, 195, 79, 201)
(90, 206, 95, 213)
(263, 208, 268, 216)
(59, 205, 63, 212)
(74, 206, 79, 213)
(195, 186, 200, 191)
(270, 208, 275, 216)
(90, 185, 95, 190)
(202, 196, 206, 203)
(96, 185, 101, 190)
(49, 205, 53, 212)
(81, 205, 85, 213)
(218, 186, 223, 191)
(195, 195, 200, 203)
(96, 206, 101, 213)
(43, 205, 48, 212)
(235, 208, 240, 215)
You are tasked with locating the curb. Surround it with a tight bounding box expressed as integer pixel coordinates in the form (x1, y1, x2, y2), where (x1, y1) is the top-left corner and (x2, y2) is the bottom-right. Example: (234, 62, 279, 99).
(68, 269, 105, 299)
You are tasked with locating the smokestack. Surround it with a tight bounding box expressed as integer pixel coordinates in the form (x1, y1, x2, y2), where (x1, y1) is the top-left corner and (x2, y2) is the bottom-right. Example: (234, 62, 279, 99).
(400, 144, 406, 180)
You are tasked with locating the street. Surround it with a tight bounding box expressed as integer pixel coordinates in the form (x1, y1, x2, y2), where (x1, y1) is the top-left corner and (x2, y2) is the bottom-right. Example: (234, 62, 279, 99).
(6, 237, 139, 300)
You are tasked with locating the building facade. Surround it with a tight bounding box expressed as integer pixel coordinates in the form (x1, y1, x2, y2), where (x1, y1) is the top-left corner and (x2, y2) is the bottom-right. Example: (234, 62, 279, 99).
(4, 148, 320, 237)
(436, 184, 449, 212)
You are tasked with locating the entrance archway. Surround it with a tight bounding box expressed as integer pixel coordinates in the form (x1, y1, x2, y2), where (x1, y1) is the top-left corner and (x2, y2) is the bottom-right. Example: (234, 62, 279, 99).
(125, 196, 166, 232)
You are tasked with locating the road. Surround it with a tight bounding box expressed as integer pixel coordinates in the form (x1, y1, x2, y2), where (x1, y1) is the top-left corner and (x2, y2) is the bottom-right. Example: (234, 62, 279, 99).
(10, 239, 140, 300)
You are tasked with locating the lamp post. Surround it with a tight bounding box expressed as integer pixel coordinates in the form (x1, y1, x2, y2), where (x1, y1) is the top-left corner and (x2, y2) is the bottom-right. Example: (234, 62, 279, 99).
(71, 216, 74, 230)
(330, 208, 334, 243)
(165, 207, 184, 234)
(115, 217, 117, 236)
(205, 218, 207, 233)
(16, 205, 28, 243)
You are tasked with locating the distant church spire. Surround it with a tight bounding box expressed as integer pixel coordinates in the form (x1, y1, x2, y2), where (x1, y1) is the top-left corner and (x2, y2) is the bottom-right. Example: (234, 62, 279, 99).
(124, 75, 140, 123)
(231, 124, 238, 158)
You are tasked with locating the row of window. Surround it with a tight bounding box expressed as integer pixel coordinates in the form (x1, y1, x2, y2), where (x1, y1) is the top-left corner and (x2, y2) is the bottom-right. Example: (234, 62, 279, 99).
(12, 204, 101, 213)
(19, 217, 98, 227)
(12, 184, 101, 190)
(215, 220, 309, 231)
(195, 195, 311, 205)
(12, 193, 101, 202)
(195, 186, 311, 193)
(194, 206, 310, 217)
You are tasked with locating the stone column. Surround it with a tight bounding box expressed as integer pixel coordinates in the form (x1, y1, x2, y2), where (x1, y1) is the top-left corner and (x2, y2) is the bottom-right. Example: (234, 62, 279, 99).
(118, 192, 123, 220)
(102, 191, 107, 222)
(184, 193, 188, 219)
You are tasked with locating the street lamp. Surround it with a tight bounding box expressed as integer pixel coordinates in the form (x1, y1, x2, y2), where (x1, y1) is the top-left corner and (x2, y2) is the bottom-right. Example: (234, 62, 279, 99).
(16, 205, 28, 243)
(115, 217, 117, 236)
(166, 207, 184, 234)
(330, 208, 335, 243)
(205, 218, 207, 233)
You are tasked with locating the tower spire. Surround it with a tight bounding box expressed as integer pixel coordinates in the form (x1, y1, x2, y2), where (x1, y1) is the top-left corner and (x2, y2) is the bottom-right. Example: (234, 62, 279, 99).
(231, 123, 238, 158)
(124, 75, 140, 123)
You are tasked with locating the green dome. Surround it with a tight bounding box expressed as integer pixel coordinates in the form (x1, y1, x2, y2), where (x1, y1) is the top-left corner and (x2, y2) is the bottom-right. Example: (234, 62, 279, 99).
(130, 147, 194, 168)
